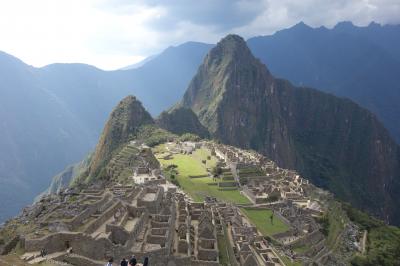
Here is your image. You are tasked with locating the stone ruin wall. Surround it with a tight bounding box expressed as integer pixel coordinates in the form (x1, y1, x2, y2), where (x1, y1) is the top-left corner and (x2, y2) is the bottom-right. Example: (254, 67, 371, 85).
(85, 201, 123, 234)
(137, 187, 163, 214)
(124, 186, 142, 202)
(67, 193, 112, 230)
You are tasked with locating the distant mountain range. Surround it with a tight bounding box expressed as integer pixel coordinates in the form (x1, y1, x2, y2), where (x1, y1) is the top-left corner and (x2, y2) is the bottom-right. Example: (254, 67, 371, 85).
(0, 42, 211, 222)
(1, 21, 400, 222)
(120, 54, 159, 70)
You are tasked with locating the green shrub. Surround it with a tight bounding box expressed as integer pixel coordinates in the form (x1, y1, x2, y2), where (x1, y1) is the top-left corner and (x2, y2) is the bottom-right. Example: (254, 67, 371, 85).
(267, 194, 280, 202)
(179, 133, 201, 142)
(136, 125, 177, 147)
(166, 164, 178, 170)
(170, 178, 180, 187)
(239, 176, 248, 185)
(211, 166, 223, 177)
(316, 215, 330, 236)
(343, 203, 400, 266)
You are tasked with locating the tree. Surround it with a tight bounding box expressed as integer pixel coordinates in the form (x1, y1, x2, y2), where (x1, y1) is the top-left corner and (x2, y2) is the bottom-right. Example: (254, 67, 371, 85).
(211, 166, 222, 177)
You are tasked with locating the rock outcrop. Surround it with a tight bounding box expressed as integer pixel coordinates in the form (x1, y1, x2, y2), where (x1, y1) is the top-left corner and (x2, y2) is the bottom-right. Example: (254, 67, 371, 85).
(181, 34, 400, 225)
(156, 107, 209, 138)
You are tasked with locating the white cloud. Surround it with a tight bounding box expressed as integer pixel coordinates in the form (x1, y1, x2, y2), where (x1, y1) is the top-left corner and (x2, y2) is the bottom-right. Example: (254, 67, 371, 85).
(0, 0, 158, 69)
(232, 0, 400, 37)
(0, 0, 399, 70)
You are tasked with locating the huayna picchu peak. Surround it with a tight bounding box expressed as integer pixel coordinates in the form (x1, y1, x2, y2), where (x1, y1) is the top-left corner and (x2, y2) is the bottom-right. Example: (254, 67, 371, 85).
(1, 32, 400, 266)
(182, 34, 400, 226)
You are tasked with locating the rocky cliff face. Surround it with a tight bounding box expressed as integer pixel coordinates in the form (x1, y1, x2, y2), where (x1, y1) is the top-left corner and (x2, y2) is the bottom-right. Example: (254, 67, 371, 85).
(88, 96, 154, 178)
(182, 34, 400, 225)
(156, 107, 209, 138)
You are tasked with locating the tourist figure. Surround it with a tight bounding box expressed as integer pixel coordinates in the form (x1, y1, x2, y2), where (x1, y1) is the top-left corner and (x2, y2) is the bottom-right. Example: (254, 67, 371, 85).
(106, 257, 114, 266)
(129, 255, 137, 266)
(143, 257, 149, 266)
(120, 258, 128, 266)
(40, 248, 47, 257)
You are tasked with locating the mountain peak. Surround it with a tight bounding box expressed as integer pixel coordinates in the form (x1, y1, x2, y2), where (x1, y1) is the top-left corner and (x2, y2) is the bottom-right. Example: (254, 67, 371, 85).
(368, 21, 381, 28)
(182, 34, 272, 133)
(334, 21, 355, 31)
(88, 95, 154, 178)
(293, 21, 311, 29)
(218, 34, 246, 45)
(118, 95, 138, 107)
(202, 34, 254, 67)
(286, 21, 313, 33)
(213, 34, 250, 56)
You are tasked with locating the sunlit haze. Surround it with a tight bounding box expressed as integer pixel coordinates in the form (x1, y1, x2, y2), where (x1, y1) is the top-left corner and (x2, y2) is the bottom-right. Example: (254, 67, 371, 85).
(0, 0, 399, 70)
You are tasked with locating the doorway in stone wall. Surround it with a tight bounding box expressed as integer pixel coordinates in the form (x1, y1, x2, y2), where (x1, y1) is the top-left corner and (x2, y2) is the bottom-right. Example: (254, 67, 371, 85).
(65, 241, 70, 249)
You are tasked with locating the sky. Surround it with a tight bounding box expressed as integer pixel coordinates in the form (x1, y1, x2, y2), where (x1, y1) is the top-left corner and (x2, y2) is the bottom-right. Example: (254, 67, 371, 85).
(0, 0, 399, 70)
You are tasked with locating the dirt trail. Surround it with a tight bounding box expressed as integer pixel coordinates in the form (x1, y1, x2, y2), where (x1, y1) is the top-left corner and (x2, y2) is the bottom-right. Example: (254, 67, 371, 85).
(361, 230, 367, 254)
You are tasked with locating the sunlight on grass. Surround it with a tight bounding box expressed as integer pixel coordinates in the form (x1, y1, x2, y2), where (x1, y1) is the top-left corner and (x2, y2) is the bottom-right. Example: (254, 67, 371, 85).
(240, 208, 289, 236)
(157, 146, 250, 204)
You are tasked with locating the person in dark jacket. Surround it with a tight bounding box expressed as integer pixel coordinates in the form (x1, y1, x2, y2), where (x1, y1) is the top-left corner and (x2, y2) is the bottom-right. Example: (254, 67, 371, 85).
(143, 257, 149, 266)
(129, 256, 137, 266)
(120, 258, 128, 266)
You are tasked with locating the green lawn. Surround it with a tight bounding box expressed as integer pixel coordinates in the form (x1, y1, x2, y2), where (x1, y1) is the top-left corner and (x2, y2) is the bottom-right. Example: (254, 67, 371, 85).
(240, 208, 289, 236)
(292, 244, 311, 254)
(157, 148, 250, 204)
(323, 201, 347, 249)
(191, 148, 218, 169)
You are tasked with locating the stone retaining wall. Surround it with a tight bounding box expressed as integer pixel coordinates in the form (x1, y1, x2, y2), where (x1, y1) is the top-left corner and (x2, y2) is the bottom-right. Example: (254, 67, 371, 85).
(85, 201, 122, 234)
(137, 187, 163, 214)
(131, 212, 148, 239)
(107, 224, 129, 245)
(289, 230, 324, 248)
(272, 229, 296, 240)
(191, 259, 220, 266)
(68, 193, 112, 229)
(125, 187, 142, 202)
(218, 181, 237, 187)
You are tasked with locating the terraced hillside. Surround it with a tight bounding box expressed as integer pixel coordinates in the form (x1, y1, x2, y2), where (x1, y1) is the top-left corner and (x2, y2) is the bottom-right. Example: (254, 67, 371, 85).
(106, 142, 159, 184)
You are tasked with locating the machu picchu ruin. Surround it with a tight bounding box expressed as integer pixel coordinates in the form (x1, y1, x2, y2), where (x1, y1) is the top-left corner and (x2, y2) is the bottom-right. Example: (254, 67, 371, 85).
(1, 30, 400, 266)
(0, 138, 371, 265)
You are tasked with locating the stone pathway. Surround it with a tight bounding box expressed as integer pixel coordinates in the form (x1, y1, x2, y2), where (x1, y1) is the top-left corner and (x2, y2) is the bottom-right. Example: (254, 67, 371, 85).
(22, 250, 68, 264)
